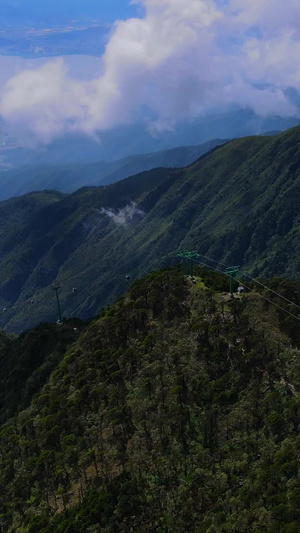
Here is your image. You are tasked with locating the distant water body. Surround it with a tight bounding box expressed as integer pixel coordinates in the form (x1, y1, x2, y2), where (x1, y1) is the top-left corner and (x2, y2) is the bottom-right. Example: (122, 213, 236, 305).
(0, 54, 103, 90)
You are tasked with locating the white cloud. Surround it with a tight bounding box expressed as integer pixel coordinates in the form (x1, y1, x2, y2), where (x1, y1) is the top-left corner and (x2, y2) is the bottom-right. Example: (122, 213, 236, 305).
(228, 0, 300, 35)
(1, 0, 300, 143)
(100, 203, 145, 225)
(0, 59, 93, 142)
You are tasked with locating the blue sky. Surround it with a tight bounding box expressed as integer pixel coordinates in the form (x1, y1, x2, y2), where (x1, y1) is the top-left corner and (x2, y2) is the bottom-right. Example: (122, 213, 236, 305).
(1, 0, 139, 24)
(99, 0, 140, 24)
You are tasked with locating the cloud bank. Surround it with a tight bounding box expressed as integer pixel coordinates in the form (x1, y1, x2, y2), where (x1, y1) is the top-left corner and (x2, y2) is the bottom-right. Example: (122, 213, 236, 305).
(1, 0, 300, 142)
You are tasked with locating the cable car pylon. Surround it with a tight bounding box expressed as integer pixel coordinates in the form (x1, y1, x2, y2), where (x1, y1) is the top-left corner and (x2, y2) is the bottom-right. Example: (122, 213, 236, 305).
(176, 251, 200, 277)
(224, 266, 240, 295)
(176, 251, 242, 295)
(53, 285, 62, 324)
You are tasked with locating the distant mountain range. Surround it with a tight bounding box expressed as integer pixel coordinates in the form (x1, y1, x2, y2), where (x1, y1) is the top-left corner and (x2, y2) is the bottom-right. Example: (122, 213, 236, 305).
(1, 126, 300, 332)
(1, 108, 300, 170)
(0, 139, 226, 200)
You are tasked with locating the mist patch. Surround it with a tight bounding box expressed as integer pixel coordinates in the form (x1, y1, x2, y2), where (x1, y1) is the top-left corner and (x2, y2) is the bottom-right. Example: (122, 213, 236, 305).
(100, 202, 145, 225)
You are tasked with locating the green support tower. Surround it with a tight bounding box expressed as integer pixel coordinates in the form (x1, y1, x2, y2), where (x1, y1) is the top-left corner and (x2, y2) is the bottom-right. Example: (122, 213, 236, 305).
(176, 251, 200, 277)
(224, 266, 240, 295)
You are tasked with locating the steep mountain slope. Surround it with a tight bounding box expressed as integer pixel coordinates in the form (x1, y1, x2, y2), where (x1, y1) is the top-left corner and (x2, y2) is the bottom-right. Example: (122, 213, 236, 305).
(2, 126, 300, 332)
(1, 268, 300, 532)
(0, 167, 173, 332)
(0, 318, 83, 426)
(0, 139, 225, 200)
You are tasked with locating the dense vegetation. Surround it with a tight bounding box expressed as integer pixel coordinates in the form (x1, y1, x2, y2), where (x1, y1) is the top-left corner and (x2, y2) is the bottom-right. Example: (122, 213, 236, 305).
(0, 318, 83, 426)
(1, 267, 300, 531)
(2, 126, 300, 331)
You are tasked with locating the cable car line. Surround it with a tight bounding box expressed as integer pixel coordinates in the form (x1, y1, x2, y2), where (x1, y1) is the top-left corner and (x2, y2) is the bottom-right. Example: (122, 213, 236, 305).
(234, 278, 300, 323)
(1, 248, 300, 328)
(178, 252, 300, 324)
(178, 250, 300, 315)
(238, 271, 300, 313)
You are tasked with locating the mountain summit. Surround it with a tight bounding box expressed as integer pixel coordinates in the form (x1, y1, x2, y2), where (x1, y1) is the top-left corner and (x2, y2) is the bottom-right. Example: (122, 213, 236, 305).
(1, 267, 300, 531)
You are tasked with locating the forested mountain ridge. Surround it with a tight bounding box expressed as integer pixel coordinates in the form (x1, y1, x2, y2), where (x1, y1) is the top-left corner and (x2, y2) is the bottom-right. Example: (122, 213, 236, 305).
(1, 267, 300, 531)
(0, 318, 83, 426)
(2, 126, 300, 332)
(0, 138, 226, 200)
